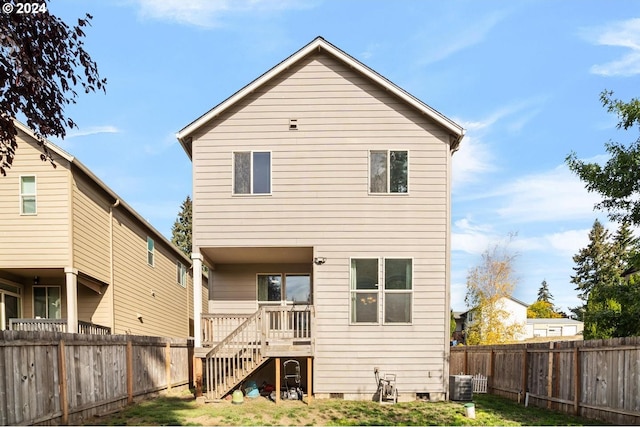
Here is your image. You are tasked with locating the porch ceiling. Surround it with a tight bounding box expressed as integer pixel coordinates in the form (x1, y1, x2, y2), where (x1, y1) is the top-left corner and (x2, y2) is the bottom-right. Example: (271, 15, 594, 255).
(202, 247, 313, 265)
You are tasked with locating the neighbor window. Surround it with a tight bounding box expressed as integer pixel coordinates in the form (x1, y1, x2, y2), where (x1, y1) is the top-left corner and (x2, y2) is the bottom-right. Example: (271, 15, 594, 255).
(33, 286, 61, 319)
(384, 259, 412, 323)
(177, 262, 187, 287)
(350, 258, 413, 324)
(147, 237, 154, 266)
(234, 151, 271, 194)
(369, 150, 408, 193)
(350, 259, 379, 323)
(20, 175, 37, 214)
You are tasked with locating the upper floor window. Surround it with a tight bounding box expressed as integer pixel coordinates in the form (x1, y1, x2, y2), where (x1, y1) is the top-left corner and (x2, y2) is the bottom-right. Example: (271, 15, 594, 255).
(176, 262, 187, 287)
(369, 150, 408, 194)
(147, 237, 154, 267)
(20, 175, 37, 214)
(234, 151, 271, 195)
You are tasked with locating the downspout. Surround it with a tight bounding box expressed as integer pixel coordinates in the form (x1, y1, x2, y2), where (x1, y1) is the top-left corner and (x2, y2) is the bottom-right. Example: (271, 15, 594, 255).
(110, 199, 120, 332)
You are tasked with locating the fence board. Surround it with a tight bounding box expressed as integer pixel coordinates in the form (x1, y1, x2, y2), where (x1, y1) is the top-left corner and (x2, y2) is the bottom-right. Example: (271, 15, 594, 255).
(0, 331, 193, 426)
(450, 337, 640, 425)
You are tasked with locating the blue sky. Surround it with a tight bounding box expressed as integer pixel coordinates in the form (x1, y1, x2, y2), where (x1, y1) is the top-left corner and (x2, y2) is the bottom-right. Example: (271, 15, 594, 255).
(38, 0, 640, 313)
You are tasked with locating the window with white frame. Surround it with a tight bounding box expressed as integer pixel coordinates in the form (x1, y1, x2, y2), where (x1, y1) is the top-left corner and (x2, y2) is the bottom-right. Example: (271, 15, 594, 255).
(350, 258, 413, 324)
(20, 175, 37, 214)
(176, 262, 187, 287)
(369, 150, 408, 193)
(147, 237, 154, 267)
(1, 283, 22, 330)
(384, 258, 412, 323)
(234, 151, 271, 194)
(33, 286, 61, 319)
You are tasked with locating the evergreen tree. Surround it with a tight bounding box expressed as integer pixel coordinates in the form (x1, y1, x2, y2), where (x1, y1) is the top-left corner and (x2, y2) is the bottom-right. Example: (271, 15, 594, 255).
(537, 279, 553, 303)
(171, 196, 192, 257)
(570, 219, 615, 305)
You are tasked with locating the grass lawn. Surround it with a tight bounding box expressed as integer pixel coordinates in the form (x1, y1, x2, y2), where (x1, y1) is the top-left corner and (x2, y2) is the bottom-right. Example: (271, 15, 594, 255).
(87, 391, 607, 426)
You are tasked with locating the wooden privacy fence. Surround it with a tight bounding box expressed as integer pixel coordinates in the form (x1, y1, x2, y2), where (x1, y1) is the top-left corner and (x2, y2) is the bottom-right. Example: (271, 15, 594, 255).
(0, 330, 193, 426)
(450, 337, 640, 425)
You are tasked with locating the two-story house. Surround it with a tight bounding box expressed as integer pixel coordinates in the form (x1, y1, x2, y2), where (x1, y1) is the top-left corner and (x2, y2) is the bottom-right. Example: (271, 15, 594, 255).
(178, 37, 464, 401)
(0, 120, 208, 338)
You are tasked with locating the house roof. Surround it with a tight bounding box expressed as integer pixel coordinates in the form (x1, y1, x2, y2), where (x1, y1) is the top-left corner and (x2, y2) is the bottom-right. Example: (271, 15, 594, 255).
(526, 318, 583, 325)
(14, 120, 191, 265)
(176, 36, 465, 157)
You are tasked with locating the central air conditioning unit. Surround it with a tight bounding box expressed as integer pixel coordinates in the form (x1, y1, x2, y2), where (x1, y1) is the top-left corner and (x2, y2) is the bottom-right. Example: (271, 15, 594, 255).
(449, 375, 473, 401)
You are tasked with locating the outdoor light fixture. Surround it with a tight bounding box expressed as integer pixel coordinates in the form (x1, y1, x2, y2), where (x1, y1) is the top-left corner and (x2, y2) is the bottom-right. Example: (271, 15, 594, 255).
(314, 257, 326, 265)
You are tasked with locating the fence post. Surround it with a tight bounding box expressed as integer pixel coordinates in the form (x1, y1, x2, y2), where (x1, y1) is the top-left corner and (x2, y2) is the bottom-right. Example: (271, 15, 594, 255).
(165, 342, 172, 391)
(463, 348, 468, 375)
(547, 341, 554, 409)
(521, 344, 528, 404)
(58, 339, 69, 424)
(489, 348, 495, 392)
(127, 339, 133, 404)
(573, 346, 580, 415)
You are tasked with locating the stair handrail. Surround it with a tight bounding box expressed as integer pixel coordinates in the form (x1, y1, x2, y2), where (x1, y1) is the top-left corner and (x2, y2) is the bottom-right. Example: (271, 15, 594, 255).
(205, 307, 262, 359)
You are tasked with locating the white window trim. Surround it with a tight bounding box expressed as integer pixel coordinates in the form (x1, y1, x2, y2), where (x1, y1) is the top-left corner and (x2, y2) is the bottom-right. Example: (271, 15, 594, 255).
(367, 149, 410, 195)
(176, 262, 187, 288)
(382, 257, 414, 325)
(232, 151, 272, 196)
(349, 257, 414, 326)
(19, 175, 37, 215)
(147, 237, 155, 267)
(349, 257, 381, 325)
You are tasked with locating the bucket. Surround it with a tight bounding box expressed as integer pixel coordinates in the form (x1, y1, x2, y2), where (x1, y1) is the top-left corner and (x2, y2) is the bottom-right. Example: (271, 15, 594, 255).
(464, 402, 476, 418)
(231, 389, 244, 405)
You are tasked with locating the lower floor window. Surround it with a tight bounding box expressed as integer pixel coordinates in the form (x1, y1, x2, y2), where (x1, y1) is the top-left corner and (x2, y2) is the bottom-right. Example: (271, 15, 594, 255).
(257, 273, 311, 304)
(350, 258, 413, 324)
(33, 286, 61, 319)
(0, 283, 21, 330)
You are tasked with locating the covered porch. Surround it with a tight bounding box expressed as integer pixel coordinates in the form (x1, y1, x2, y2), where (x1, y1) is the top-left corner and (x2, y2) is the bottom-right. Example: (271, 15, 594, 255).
(0, 267, 111, 334)
(191, 245, 318, 400)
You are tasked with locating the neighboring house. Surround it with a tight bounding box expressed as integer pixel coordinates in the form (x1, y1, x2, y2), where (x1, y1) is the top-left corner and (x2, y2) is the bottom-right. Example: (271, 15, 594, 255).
(0, 121, 208, 338)
(462, 296, 528, 342)
(178, 37, 464, 401)
(525, 318, 584, 338)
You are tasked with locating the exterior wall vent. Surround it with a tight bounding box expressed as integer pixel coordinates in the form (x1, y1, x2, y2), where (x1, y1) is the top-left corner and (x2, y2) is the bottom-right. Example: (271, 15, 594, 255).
(289, 119, 298, 130)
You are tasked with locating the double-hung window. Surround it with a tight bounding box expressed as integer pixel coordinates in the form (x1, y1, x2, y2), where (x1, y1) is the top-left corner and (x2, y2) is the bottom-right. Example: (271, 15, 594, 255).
(20, 175, 37, 214)
(369, 150, 408, 193)
(234, 151, 271, 194)
(350, 258, 413, 324)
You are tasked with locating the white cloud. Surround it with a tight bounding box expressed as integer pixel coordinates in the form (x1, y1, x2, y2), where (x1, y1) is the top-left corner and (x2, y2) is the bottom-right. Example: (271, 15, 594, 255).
(492, 164, 603, 223)
(452, 135, 494, 187)
(583, 18, 640, 76)
(418, 10, 509, 65)
(66, 125, 119, 139)
(130, 0, 313, 28)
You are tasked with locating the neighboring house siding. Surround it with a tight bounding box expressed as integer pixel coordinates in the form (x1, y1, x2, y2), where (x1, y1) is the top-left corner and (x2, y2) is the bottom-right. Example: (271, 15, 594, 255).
(111, 211, 192, 337)
(0, 131, 71, 268)
(71, 170, 111, 284)
(193, 53, 450, 395)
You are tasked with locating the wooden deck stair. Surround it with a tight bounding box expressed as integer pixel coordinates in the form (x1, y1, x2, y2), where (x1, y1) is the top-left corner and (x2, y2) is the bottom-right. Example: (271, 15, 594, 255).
(204, 308, 266, 400)
(202, 306, 314, 400)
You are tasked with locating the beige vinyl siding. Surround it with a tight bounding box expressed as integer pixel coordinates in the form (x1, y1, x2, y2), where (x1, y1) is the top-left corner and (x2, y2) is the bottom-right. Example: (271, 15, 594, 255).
(209, 263, 311, 314)
(111, 210, 191, 337)
(71, 170, 111, 284)
(0, 132, 71, 268)
(193, 52, 450, 395)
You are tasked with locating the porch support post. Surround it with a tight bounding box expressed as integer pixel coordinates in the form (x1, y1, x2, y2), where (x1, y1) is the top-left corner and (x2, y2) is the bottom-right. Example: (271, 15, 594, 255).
(275, 357, 281, 405)
(307, 357, 313, 403)
(64, 268, 78, 333)
(192, 253, 203, 348)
